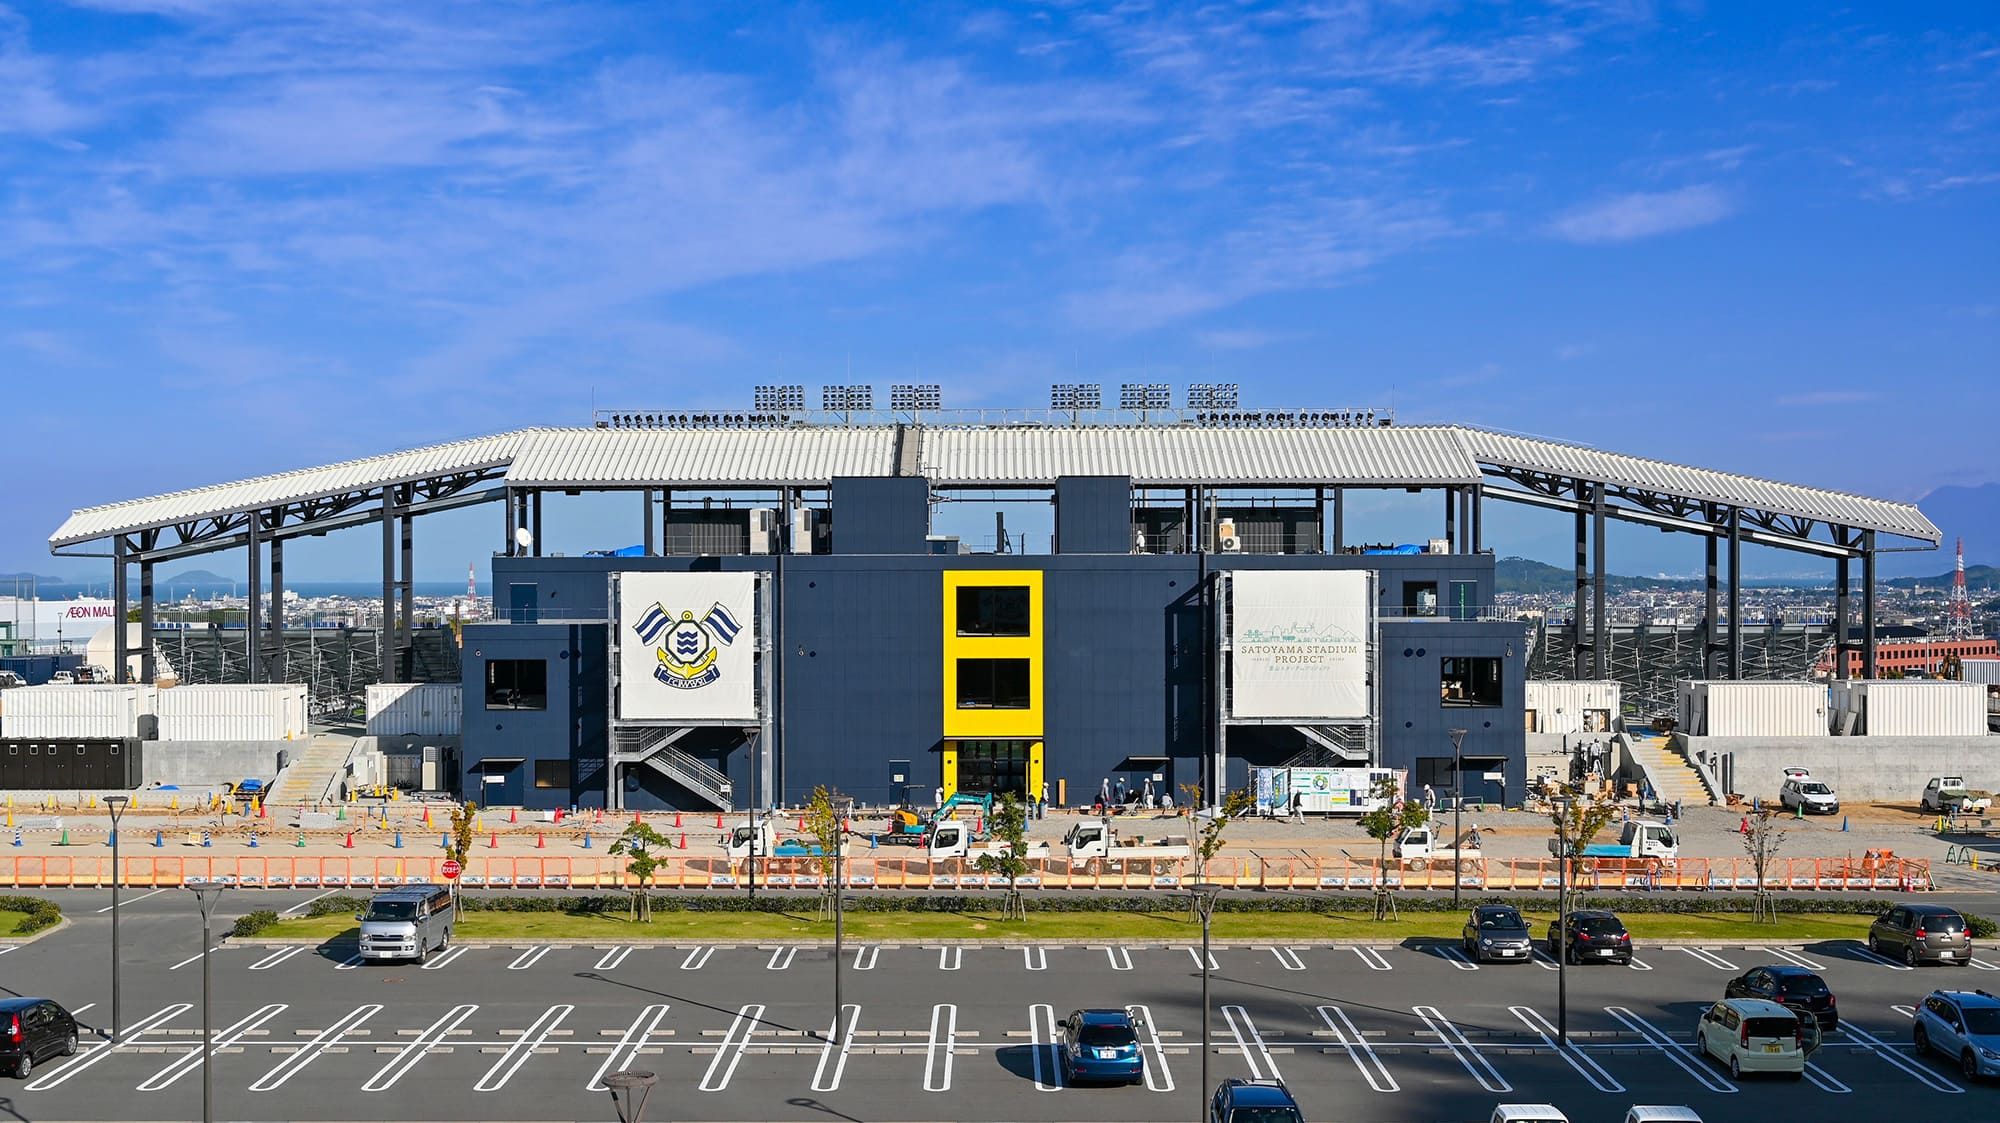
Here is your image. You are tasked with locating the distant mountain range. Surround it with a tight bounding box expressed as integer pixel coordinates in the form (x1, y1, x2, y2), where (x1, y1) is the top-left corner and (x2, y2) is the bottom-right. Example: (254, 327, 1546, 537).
(1493, 556, 1998, 596)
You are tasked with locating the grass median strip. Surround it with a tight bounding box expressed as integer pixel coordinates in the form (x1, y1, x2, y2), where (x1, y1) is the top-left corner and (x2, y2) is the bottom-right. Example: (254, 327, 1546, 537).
(268, 909, 1880, 944)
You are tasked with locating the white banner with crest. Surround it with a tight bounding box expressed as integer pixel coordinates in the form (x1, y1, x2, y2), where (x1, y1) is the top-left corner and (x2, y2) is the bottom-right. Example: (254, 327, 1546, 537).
(617, 572, 757, 721)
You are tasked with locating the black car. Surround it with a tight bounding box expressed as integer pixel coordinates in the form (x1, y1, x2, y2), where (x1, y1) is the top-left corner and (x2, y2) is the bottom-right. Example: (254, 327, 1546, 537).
(1724, 965, 1837, 1030)
(1547, 909, 1632, 965)
(1208, 1078, 1304, 1123)
(2, 998, 79, 1079)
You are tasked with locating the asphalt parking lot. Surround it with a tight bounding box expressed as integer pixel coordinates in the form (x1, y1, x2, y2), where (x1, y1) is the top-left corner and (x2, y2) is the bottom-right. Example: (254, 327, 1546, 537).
(4, 889, 1997, 1122)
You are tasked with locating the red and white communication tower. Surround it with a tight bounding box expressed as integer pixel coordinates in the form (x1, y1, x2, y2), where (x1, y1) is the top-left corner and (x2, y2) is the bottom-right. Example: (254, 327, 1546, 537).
(1946, 537, 1975, 639)
(466, 562, 478, 600)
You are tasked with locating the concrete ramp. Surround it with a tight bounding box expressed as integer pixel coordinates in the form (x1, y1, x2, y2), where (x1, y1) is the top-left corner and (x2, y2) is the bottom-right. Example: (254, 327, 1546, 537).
(1621, 731, 1715, 806)
(268, 733, 356, 806)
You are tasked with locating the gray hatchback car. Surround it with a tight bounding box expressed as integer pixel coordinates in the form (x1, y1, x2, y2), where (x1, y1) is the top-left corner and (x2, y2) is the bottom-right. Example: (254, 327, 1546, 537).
(1462, 905, 1535, 963)
(1869, 904, 1972, 966)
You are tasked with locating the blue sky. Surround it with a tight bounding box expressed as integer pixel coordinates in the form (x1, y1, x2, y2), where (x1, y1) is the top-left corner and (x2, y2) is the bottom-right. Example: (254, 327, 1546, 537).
(3, 1, 1995, 583)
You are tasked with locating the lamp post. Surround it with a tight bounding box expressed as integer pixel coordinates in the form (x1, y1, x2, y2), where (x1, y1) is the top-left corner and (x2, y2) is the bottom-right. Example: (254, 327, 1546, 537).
(831, 798, 852, 1047)
(105, 795, 129, 1040)
(1190, 884, 1221, 1123)
(1552, 793, 1570, 1044)
(603, 1069, 658, 1123)
(189, 885, 229, 1123)
(1448, 728, 1466, 908)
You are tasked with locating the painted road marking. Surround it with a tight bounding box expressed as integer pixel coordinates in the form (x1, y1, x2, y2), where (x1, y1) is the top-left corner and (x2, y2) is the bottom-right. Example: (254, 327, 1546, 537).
(680, 946, 714, 971)
(588, 1005, 670, 1092)
(1220, 1005, 1282, 1082)
(811, 1004, 860, 1092)
(1767, 947, 1827, 971)
(1625, 956, 1653, 971)
(1679, 947, 1739, 971)
(507, 946, 551, 971)
(593, 947, 634, 971)
(1840, 1022, 1962, 1093)
(854, 945, 879, 970)
(24, 1004, 190, 1090)
(1270, 947, 1306, 971)
(135, 1003, 288, 1090)
(476, 1003, 572, 1091)
(168, 945, 226, 971)
(766, 946, 796, 971)
(250, 1004, 380, 1091)
(1848, 944, 1914, 971)
(1971, 957, 2000, 971)
(1352, 947, 1393, 971)
(1605, 1006, 1735, 1094)
(95, 888, 169, 913)
(1413, 1005, 1508, 1093)
(1892, 1005, 1917, 1019)
(1510, 1006, 1622, 1094)
(1028, 1003, 1062, 1092)
(1531, 948, 1561, 972)
(1434, 946, 1480, 971)
(0, 946, 14, 957)
(1128, 1003, 1174, 1093)
(1185, 947, 1220, 971)
(362, 1004, 478, 1092)
(938, 947, 961, 971)
(247, 947, 305, 971)
(1316, 1005, 1397, 1093)
(1022, 946, 1047, 971)
(699, 1004, 766, 1092)
(1103, 946, 1134, 971)
(1803, 1060, 1853, 1094)
(335, 953, 365, 970)
(280, 888, 339, 916)
(924, 1003, 958, 1092)
(421, 946, 470, 971)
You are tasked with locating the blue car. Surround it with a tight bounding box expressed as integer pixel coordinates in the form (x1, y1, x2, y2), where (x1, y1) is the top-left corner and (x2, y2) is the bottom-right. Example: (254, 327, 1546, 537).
(1059, 1008, 1144, 1085)
(1914, 989, 2000, 1081)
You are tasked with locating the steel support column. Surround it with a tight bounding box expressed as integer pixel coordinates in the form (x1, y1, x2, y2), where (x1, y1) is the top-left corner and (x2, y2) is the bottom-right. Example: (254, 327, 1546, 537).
(1331, 487, 1345, 553)
(139, 559, 155, 685)
(246, 515, 261, 683)
(1703, 534, 1719, 679)
(1862, 531, 1878, 678)
(1727, 508, 1743, 680)
(1314, 487, 1326, 553)
(268, 537, 285, 683)
(381, 488, 397, 683)
(1835, 555, 1851, 680)
(1444, 487, 1457, 552)
(400, 492, 415, 681)
(502, 486, 516, 555)
(112, 537, 129, 683)
(531, 489, 543, 557)
(1592, 484, 1607, 680)
(661, 490, 672, 554)
(1573, 485, 1589, 668)
(1471, 484, 1484, 554)
(643, 490, 657, 556)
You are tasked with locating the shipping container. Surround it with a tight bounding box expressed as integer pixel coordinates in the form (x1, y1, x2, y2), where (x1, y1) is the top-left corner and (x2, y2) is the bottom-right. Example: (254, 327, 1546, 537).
(1962, 658, 2000, 687)
(1524, 680, 1621, 734)
(1677, 680, 1828, 737)
(0, 739, 144, 789)
(155, 684, 307, 741)
(0, 654, 85, 686)
(0, 684, 156, 739)
(1829, 680, 1987, 737)
(365, 683, 463, 736)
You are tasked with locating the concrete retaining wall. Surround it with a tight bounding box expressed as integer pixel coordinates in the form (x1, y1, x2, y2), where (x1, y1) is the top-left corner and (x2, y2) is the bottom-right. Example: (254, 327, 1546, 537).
(139, 740, 290, 787)
(1676, 733, 2000, 803)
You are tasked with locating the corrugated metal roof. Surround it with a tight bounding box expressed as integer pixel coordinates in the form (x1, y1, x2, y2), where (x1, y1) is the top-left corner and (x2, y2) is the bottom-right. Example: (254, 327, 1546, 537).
(921, 425, 1481, 486)
(502, 427, 897, 488)
(49, 431, 532, 548)
(1461, 428, 1939, 542)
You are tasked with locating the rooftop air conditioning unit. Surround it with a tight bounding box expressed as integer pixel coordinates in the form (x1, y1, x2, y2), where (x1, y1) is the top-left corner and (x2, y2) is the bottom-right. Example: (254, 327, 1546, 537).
(1217, 519, 1242, 553)
(789, 507, 818, 554)
(1427, 537, 1450, 554)
(748, 508, 776, 555)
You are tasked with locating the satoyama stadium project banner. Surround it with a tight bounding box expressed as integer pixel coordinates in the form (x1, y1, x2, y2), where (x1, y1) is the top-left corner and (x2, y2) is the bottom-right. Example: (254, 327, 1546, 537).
(1229, 570, 1369, 720)
(617, 572, 757, 721)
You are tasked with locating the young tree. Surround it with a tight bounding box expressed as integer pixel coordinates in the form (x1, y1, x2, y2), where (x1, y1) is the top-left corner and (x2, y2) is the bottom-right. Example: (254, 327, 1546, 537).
(609, 820, 671, 921)
(1548, 787, 1620, 883)
(802, 785, 846, 920)
(1741, 808, 1788, 923)
(1179, 785, 1253, 903)
(1358, 776, 1430, 921)
(974, 792, 1031, 920)
(444, 801, 477, 900)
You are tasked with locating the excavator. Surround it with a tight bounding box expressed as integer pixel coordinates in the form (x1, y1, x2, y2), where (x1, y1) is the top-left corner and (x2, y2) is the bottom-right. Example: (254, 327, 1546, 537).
(882, 791, 996, 846)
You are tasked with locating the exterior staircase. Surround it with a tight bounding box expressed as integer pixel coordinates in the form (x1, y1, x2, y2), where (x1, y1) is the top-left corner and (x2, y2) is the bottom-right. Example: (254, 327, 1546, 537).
(612, 726, 733, 810)
(1619, 731, 1715, 807)
(268, 734, 357, 807)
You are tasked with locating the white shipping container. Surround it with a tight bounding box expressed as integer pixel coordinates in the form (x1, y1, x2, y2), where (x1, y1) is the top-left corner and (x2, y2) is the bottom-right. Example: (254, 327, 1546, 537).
(1831, 680, 1986, 737)
(0, 684, 156, 738)
(366, 683, 462, 737)
(1962, 658, 2000, 686)
(1524, 680, 1621, 734)
(1678, 680, 1827, 737)
(155, 684, 307, 741)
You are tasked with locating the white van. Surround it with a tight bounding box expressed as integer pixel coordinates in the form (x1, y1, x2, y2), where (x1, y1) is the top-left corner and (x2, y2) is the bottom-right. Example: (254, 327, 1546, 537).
(355, 884, 454, 963)
(1489, 1106, 1568, 1123)
(1623, 1108, 1702, 1123)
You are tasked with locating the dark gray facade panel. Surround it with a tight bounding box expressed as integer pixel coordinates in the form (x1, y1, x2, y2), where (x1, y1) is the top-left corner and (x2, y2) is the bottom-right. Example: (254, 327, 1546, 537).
(830, 476, 930, 555)
(1054, 476, 1133, 555)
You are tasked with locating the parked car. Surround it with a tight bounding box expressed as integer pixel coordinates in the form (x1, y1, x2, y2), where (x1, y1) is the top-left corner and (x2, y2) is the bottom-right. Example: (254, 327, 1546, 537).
(1723, 965, 1837, 1030)
(1208, 1078, 1303, 1123)
(1869, 903, 1973, 966)
(1912, 989, 2000, 1080)
(1489, 1106, 1568, 1123)
(1778, 771, 1839, 815)
(1058, 1008, 1143, 1085)
(1462, 905, 1535, 963)
(1, 997, 80, 1079)
(0, 670, 23, 689)
(1694, 998, 1806, 1080)
(1547, 908, 1633, 965)
(1621, 1109, 1702, 1123)
(48, 671, 74, 685)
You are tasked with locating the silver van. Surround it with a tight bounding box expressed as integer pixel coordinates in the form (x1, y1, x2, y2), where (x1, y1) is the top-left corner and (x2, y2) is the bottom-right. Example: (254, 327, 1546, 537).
(356, 885, 454, 962)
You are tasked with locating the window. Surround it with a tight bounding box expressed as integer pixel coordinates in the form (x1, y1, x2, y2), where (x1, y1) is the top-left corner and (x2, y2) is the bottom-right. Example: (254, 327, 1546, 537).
(956, 586, 1030, 636)
(535, 759, 570, 789)
(956, 658, 1030, 709)
(1402, 581, 1438, 617)
(1440, 656, 1502, 707)
(955, 740, 1031, 795)
(485, 659, 547, 710)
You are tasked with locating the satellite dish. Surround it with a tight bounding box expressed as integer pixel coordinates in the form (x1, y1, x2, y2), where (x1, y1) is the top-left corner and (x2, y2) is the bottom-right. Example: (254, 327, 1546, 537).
(513, 527, 534, 551)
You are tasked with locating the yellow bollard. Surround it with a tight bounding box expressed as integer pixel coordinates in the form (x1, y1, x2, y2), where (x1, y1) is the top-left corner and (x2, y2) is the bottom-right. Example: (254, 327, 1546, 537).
(171, 795, 179, 811)
(87, 794, 97, 809)
(395, 860, 404, 877)
(4, 811, 10, 828)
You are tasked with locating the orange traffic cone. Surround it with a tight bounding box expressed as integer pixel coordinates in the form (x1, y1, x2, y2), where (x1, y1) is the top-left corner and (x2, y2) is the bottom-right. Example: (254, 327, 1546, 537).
(714, 812, 724, 829)
(536, 832, 546, 849)
(343, 831, 354, 849)
(422, 806, 432, 827)
(678, 832, 688, 850)
(256, 799, 266, 819)
(673, 812, 682, 827)
(489, 831, 499, 848)
(594, 808, 604, 823)
(633, 810, 642, 826)
(509, 807, 518, 824)
(797, 815, 805, 831)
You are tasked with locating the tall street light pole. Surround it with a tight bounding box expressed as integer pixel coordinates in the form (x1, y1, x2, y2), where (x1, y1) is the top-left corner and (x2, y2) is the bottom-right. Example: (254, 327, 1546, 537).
(1191, 884, 1220, 1123)
(1552, 793, 1570, 1044)
(1448, 729, 1466, 909)
(189, 885, 229, 1123)
(831, 798, 851, 1047)
(105, 795, 129, 1040)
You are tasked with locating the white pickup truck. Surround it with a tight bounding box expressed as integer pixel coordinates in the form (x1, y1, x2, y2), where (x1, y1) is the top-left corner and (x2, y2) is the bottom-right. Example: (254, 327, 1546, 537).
(1921, 776, 1992, 814)
(1393, 826, 1484, 869)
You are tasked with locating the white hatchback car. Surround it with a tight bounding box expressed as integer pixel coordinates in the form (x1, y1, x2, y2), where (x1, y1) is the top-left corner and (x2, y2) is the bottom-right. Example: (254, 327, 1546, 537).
(1695, 998, 1805, 1079)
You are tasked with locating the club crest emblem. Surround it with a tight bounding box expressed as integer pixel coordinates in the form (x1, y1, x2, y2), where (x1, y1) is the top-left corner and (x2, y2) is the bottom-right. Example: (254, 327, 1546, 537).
(632, 600, 743, 690)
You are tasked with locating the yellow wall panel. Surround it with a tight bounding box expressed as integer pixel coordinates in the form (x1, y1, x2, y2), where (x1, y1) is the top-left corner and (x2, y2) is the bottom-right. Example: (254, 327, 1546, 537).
(941, 570, 1044, 740)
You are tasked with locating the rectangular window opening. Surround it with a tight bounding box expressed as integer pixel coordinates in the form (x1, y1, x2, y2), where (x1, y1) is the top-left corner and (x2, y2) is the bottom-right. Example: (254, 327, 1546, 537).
(534, 759, 570, 789)
(955, 586, 1031, 636)
(1403, 581, 1439, 617)
(956, 658, 1031, 709)
(485, 659, 548, 710)
(1440, 656, 1503, 707)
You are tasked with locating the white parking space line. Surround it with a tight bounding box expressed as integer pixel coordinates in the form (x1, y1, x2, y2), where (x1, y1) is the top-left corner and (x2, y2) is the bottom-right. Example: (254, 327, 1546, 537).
(680, 946, 714, 971)
(362, 1004, 478, 1092)
(1848, 944, 1913, 971)
(938, 947, 961, 971)
(250, 1004, 380, 1091)
(1186, 947, 1220, 971)
(334, 953, 364, 970)
(25, 1004, 189, 1090)
(1679, 947, 1739, 971)
(1841, 1022, 1963, 1092)
(280, 888, 339, 916)
(1022, 946, 1047, 971)
(1605, 1006, 1736, 1094)
(1128, 1004, 1174, 1093)
(1970, 957, 2000, 971)
(168, 945, 226, 971)
(1028, 1003, 1062, 1092)
(924, 1003, 958, 1092)
(1510, 1006, 1622, 1094)
(853, 945, 879, 970)
(1351, 947, 1393, 971)
(0, 945, 14, 957)
(95, 888, 169, 913)
(1531, 948, 1560, 972)
(1269, 947, 1306, 971)
(136, 1003, 288, 1090)
(1767, 947, 1827, 970)
(593, 947, 634, 971)
(475, 1003, 572, 1091)
(699, 1004, 765, 1092)
(1803, 1061, 1853, 1094)
(811, 1004, 859, 1092)
(1315, 1005, 1397, 1093)
(766, 946, 796, 971)
(1624, 956, 1653, 971)
(1891, 1005, 1917, 1019)
(1433, 946, 1480, 971)
(247, 947, 305, 971)
(1102, 946, 1134, 971)
(588, 1004, 671, 1092)
(507, 946, 551, 971)
(1413, 1005, 1509, 1093)
(1220, 1005, 1283, 1083)
(422, 947, 470, 971)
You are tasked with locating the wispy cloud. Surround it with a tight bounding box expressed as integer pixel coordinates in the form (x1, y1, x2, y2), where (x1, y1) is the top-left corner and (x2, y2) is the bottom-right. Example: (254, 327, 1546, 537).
(1555, 342, 1596, 361)
(1195, 328, 1289, 351)
(1775, 390, 1878, 406)
(1549, 184, 1736, 243)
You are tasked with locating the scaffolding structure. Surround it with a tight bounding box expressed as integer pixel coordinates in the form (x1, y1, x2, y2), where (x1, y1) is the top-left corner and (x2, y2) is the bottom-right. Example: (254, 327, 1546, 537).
(1527, 617, 1836, 719)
